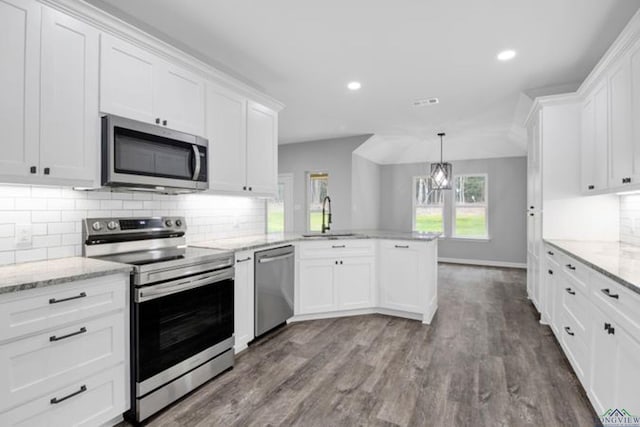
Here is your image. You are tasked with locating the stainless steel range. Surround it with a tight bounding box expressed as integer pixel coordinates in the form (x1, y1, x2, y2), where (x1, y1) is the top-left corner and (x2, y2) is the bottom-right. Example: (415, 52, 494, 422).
(82, 217, 234, 423)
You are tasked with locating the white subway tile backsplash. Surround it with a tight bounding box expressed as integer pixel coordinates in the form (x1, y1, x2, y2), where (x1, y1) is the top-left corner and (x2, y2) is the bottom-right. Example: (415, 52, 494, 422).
(0, 185, 265, 265)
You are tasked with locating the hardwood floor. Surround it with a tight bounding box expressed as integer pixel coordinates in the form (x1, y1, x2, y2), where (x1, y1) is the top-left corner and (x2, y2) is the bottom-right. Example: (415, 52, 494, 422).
(127, 264, 597, 427)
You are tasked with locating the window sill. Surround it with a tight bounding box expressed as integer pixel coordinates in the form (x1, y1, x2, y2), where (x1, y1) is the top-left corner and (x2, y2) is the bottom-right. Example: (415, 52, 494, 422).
(442, 236, 491, 242)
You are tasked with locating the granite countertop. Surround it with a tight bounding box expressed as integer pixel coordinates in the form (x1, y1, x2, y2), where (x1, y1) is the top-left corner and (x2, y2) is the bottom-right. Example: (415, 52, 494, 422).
(0, 257, 133, 295)
(192, 230, 440, 252)
(545, 239, 640, 295)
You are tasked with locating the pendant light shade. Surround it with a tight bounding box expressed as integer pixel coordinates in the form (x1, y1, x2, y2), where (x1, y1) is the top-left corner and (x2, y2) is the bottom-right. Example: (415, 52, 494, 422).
(429, 132, 452, 190)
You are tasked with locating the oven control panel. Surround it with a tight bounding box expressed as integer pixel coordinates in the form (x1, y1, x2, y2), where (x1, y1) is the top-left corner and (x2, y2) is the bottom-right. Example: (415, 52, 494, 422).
(83, 216, 186, 238)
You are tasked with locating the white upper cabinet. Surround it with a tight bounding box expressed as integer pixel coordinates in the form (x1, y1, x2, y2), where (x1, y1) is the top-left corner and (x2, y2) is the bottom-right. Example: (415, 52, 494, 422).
(40, 7, 99, 182)
(608, 55, 634, 188)
(100, 34, 205, 136)
(246, 101, 278, 195)
(206, 85, 248, 192)
(206, 87, 278, 196)
(0, 0, 40, 178)
(580, 81, 608, 193)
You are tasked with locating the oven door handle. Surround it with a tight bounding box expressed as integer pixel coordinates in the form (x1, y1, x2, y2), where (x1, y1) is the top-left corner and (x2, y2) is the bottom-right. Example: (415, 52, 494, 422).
(136, 269, 232, 303)
(192, 145, 201, 181)
(258, 252, 294, 264)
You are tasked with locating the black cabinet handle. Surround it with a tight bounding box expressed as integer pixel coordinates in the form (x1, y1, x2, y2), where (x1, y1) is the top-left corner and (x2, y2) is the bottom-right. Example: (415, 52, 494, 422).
(604, 322, 611, 331)
(548, 269, 553, 275)
(50, 327, 87, 342)
(564, 326, 574, 336)
(608, 326, 615, 335)
(332, 245, 345, 248)
(340, 260, 343, 265)
(588, 185, 595, 190)
(547, 251, 554, 256)
(249, 187, 252, 191)
(44, 167, 50, 175)
(529, 213, 534, 216)
(236, 257, 251, 263)
(243, 186, 247, 190)
(49, 292, 87, 304)
(601, 288, 619, 299)
(30, 166, 37, 174)
(50, 385, 87, 404)
(394, 245, 409, 249)
(529, 206, 534, 209)
(622, 177, 632, 184)
(155, 118, 160, 124)
(162, 119, 167, 126)
(565, 288, 575, 295)
(565, 264, 576, 271)
(335, 261, 338, 265)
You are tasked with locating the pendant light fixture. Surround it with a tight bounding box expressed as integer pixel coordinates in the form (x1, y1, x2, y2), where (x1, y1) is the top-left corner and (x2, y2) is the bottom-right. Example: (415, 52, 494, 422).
(429, 132, 452, 190)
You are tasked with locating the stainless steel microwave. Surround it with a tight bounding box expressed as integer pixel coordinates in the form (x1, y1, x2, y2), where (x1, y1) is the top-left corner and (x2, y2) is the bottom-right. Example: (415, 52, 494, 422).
(101, 114, 208, 193)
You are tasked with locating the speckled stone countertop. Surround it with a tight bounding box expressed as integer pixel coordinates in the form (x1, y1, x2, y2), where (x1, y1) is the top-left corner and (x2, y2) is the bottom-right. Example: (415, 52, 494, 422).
(192, 230, 440, 252)
(0, 257, 133, 295)
(545, 239, 640, 295)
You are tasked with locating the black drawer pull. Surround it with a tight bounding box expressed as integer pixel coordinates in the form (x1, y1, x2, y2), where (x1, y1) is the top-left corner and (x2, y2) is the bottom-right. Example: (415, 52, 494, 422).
(608, 326, 615, 335)
(162, 119, 167, 126)
(394, 245, 409, 249)
(565, 264, 576, 271)
(588, 185, 595, 190)
(49, 292, 87, 304)
(236, 257, 251, 263)
(547, 250, 554, 256)
(50, 385, 87, 404)
(564, 326, 574, 336)
(565, 288, 575, 295)
(601, 288, 619, 299)
(50, 327, 87, 342)
(548, 269, 553, 275)
(332, 245, 345, 248)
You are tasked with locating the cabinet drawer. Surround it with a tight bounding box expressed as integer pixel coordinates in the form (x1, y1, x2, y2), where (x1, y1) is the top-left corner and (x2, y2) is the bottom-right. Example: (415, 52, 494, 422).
(560, 309, 589, 383)
(561, 280, 590, 334)
(0, 364, 127, 427)
(299, 239, 374, 259)
(557, 253, 589, 295)
(0, 312, 125, 411)
(545, 246, 559, 267)
(592, 272, 640, 340)
(378, 239, 428, 252)
(0, 274, 127, 343)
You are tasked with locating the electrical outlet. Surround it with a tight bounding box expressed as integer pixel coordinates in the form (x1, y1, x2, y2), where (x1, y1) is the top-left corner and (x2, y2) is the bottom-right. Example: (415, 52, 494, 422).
(15, 224, 32, 249)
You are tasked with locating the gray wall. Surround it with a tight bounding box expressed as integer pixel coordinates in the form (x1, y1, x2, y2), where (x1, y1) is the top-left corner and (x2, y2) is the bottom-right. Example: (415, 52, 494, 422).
(278, 135, 372, 232)
(351, 154, 381, 229)
(379, 157, 527, 264)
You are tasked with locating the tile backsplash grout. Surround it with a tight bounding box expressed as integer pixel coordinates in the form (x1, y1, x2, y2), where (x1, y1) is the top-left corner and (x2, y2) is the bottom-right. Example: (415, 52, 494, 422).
(0, 185, 265, 265)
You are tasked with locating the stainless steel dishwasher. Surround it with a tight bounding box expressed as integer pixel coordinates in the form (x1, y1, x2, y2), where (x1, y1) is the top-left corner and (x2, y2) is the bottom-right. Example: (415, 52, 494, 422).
(254, 245, 295, 337)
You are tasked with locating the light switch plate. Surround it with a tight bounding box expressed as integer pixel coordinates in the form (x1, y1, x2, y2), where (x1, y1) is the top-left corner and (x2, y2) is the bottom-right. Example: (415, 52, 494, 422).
(15, 224, 32, 249)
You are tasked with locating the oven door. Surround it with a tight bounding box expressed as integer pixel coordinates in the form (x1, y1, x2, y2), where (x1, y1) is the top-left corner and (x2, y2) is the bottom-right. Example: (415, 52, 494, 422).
(102, 114, 208, 191)
(134, 268, 233, 396)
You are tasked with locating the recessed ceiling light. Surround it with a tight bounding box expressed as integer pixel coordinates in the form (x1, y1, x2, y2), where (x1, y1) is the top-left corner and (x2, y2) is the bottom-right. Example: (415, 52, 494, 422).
(347, 81, 361, 91)
(497, 50, 516, 61)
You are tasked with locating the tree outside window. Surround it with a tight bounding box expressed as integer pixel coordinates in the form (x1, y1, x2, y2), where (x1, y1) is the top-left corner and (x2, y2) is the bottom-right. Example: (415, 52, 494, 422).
(413, 176, 444, 233)
(453, 175, 488, 238)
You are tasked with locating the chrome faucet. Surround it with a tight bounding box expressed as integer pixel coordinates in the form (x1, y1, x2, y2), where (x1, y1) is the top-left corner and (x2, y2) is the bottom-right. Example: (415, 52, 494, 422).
(321, 196, 332, 234)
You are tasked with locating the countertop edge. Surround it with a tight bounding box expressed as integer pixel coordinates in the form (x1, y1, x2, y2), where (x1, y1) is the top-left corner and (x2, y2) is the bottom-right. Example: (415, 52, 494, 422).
(543, 239, 640, 296)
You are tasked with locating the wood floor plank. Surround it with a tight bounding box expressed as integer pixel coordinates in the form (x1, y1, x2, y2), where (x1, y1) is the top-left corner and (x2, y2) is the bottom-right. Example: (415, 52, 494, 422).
(120, 264, 597, 427)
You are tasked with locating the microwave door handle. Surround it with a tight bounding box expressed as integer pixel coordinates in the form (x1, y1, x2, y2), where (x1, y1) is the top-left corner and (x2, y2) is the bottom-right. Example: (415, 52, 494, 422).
(192, 145, 201, 180)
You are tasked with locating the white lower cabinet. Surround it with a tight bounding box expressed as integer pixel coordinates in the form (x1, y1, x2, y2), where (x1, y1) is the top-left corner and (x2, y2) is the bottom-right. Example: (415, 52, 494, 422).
(335, 257, 375, 310)
(0, 273, 130, 425)
(234, 250, 255, 352)
(298, 259, 335, 314)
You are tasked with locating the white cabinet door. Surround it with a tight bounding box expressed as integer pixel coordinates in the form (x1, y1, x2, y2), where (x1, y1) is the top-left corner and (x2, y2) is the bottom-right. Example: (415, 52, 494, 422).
(379, 243, 423, 313)
(39, 7, 98, 183)
(589, 308, 616, 414)
(155, 60, 205, 135)
(234, 251, 254, 352)
(206, 84, 247, 192)
(0, 0, 40, 177)
(335, 257, 374, 310)
(246, 101, 278, 195)
(608, 56, 634, 188)
(631, 41, 640, 185)
(615, 326, 640, 415)
(100, 34, 156, 124)
(581, 83, 608, 193)
(298, 259, 334, 314)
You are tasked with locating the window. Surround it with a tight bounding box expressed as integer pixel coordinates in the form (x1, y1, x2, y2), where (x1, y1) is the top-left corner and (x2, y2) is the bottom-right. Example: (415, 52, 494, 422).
(453, 174, 488, 238)
(266, 182, 285, 233)
(307, 172, 328, 232)
(413, 176, 444, 233)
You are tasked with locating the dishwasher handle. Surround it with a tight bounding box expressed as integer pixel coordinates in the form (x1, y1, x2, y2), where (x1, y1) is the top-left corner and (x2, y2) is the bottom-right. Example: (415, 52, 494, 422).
(258, 252, 294, 264)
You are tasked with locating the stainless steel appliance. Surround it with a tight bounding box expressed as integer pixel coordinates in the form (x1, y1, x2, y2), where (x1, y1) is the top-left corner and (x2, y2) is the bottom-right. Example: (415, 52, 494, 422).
(82, 217, 233, 422)
(254, 245, 295, 337)
(101, 114, 208, 193)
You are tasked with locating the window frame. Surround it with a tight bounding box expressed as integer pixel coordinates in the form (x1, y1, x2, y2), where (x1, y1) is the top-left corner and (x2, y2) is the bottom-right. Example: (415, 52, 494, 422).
(306, 171, 329, 232)
(451, 173, 489, 240)
(412, 175, 445, 234)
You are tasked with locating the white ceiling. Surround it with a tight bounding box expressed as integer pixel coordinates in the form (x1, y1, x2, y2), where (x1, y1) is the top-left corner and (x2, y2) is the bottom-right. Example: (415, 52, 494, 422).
(87, 0, 639, 162)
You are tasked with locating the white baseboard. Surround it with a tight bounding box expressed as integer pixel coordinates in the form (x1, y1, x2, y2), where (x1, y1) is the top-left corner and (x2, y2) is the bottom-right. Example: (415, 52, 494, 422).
(438, 257, 526, 269)
(289, 306, 437, 324)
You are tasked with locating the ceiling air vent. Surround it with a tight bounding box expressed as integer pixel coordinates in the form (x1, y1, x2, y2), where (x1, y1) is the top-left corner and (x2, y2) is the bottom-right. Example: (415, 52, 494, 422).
(413, 98, 439, 107)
